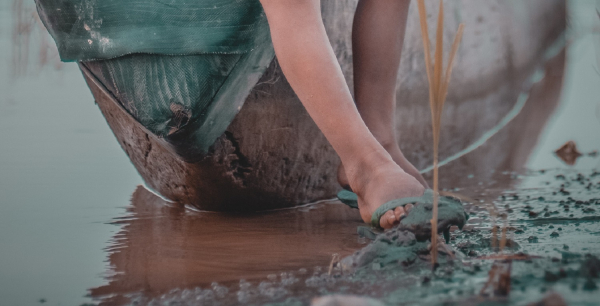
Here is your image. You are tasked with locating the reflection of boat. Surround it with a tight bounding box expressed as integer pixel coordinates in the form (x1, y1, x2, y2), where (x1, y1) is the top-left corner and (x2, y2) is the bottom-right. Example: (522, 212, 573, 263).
(38, 0, 566, 211)
(89, 49, 567, 304)
(90, 185, 364, 304)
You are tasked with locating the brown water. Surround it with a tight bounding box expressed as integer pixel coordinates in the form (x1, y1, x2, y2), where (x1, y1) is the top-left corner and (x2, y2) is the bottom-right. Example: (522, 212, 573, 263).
(1, 1, 599, 306)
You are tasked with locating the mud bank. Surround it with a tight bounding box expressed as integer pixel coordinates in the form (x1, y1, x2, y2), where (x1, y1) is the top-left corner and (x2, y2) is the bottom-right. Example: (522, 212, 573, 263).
(93, 167, 599, 306)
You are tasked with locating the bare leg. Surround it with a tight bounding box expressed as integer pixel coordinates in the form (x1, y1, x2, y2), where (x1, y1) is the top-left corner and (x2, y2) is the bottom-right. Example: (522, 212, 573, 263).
(338, 0, 429, 189)
(259, 0, 424, 228)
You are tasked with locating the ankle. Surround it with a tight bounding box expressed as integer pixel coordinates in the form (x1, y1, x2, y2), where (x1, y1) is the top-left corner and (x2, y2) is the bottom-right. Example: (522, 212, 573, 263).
(343, 149, 397, 195)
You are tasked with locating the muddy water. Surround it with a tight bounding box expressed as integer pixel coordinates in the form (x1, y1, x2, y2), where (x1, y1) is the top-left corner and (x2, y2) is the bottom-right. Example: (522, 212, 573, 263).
(0, 2, 143, 306)
(1, 1, 599, 306)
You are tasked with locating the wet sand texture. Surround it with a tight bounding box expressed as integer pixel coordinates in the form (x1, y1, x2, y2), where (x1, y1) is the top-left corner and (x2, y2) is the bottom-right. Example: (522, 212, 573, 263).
(80, 1, 565, 210)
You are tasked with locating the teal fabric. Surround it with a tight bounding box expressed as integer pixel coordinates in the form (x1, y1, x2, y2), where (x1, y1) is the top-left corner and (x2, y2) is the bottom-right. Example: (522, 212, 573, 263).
(35, 0, 270, 61)
(337, 189, 359, 209)
(85, 54, 241, 135)
(338, 189, 466, 230)
(370, 190, 438, 228)
(36, 0, 275, 158)
(80, 45, 274, 160)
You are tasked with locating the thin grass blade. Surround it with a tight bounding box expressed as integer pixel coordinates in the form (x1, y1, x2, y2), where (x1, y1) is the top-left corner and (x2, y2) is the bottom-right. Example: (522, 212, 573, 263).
(440, 23, 465, 103)
(433, 0, 444, 105)
(417, 0, 435, 103)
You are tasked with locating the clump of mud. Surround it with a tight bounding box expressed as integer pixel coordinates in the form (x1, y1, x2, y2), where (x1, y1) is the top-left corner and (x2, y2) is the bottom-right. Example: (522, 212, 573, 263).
(397, 195, 469, 241)
(339, 231, 429, 271)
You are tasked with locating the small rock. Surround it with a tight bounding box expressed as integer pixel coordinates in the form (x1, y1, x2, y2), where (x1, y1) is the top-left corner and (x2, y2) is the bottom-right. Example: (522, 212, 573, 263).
(544, 271, 559, 282)
(580, 254, 600, 279)
(529, 211, 539, 217)
(528, 236, 539, 243)
(583, 279, 598, 291)
(422, 276, 431, 285)
(554, 140, 582, 165)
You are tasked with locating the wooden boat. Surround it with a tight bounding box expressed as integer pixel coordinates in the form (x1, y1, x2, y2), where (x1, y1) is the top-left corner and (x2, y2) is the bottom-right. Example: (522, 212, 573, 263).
(50, 0, 566, 211)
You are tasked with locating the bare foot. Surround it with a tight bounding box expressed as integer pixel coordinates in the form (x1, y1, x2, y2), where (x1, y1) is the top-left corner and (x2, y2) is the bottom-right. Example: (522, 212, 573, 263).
(348, 160, 425, 229)
(338, 143, 429, 190)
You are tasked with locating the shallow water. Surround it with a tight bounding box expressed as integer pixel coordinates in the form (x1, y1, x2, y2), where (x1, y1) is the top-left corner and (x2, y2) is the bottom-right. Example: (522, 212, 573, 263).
(1, 1, 599, 306)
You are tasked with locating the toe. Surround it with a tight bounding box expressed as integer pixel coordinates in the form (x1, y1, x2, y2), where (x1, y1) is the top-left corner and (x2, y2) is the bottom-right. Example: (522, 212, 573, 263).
(404, 203, 414, 215)
(379, 207, 406, 229)
(379, 210, 398, 229)
(394, 206, 406, 221)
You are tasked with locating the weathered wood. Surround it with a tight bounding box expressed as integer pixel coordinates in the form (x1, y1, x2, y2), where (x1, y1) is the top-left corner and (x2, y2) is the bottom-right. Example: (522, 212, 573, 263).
(82, 0, 565, 211)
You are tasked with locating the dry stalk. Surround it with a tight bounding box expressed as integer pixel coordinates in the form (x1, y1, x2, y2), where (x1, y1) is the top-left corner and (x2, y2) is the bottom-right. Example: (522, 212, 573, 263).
(416, 0, 464, 267)
(328, 253, 340, 276)
(479, 260, 512, 297)
(491, 223, 498, 250)
(499, 218, 508, 252)
(485, 201, 509, 252)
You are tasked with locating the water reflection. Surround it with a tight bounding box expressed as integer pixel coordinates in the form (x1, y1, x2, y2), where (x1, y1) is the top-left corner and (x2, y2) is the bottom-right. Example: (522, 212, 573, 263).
(433, 50, 566, 196)
(10, 0, 62, 76)
(90, 186, 363, 303)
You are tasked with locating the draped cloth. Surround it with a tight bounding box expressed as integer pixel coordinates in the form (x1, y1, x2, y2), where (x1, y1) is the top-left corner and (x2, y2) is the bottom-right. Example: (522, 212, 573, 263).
(36, 0, 275, 160)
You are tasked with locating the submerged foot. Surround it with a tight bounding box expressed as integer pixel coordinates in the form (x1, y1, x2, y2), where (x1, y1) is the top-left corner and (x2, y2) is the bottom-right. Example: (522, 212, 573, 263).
(348, 160, 425, 229)
(338, 143, 429, 190)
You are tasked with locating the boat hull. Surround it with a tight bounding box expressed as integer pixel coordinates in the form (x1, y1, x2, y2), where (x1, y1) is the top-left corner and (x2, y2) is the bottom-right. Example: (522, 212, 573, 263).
(80, 0, 566, 211)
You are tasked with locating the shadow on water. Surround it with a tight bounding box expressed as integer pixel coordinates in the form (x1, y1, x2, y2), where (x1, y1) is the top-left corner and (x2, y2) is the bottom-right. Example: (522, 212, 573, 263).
(91, 187, 363, 303)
